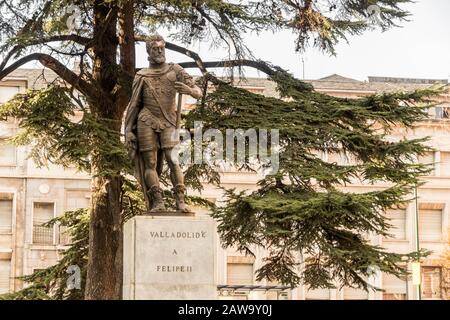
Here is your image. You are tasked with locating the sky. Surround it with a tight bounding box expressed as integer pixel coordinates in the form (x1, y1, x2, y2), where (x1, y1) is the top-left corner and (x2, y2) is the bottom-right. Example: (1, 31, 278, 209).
(134, 0, 450, 81)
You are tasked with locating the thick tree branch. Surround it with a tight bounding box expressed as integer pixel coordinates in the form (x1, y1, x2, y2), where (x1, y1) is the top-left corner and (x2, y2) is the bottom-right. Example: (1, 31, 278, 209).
(116, 0, 135, 114)
(178, 59, 277, 77)
(0, 34, 92, 72)
(0, 53, 97, 101)
(118, 1, 135, 77)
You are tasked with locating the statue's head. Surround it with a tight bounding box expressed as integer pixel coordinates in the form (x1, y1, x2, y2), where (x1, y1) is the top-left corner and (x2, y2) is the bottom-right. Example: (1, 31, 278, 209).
(146, 35, 166, 65)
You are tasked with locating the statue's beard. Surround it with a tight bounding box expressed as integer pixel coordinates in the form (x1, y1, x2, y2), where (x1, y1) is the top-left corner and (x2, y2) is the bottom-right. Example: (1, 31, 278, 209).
(149, 55, 166, 65)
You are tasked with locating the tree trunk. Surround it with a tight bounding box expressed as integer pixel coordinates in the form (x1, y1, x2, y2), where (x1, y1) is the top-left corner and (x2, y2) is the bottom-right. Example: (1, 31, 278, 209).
(85, 1, 121, 300)
(85, 0, 135, 300)
(85, 173, 123, 299)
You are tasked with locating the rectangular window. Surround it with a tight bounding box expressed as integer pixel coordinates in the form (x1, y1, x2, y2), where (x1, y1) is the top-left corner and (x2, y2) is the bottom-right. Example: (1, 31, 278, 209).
(237, 86, 265, 95)
(421, 267, 442, 299)
(227, 263, 253, 285)
(0, 140, 16, 166)
(61, 190, 90, 246)
(264, 278, 290, 300)
(418, 152, 435, 175)
(440, 152, 450, 177)
(0, 86, 20, 104)
(0, 259, 11, 294)
(383, 293, 406, 300)
(0, 86, 20, 122)
(32, 202, 54, 245)
(385, 209, 406, 240)
(305, 287, 330, 300)
(343, 287, 368, 300)
(0, 196, 13, 233)
(435, 105, 450, 119)
(58, 225, 71, 246)
(327, 150, 351, 166)
(382, 273, 407, 300)
(65, 190, 91, 211)
(419, 209, 442, 241)
(327, 150, 359, 166)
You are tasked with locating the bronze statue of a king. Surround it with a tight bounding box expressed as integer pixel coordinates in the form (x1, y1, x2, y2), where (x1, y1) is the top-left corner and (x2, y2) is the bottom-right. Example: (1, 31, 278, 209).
(124, 35, 202, 213)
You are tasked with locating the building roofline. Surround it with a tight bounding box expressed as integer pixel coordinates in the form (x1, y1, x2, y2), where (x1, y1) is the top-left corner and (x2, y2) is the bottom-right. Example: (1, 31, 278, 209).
(368, 76, 448, 85)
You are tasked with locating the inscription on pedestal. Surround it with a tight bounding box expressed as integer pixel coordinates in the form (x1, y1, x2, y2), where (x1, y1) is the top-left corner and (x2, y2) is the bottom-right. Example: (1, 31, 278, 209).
(123, 215, 216, 300)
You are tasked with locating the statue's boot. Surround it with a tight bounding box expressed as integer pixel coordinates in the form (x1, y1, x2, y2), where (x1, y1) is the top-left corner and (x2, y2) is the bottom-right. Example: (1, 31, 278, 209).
(148, 186, 166, 212)
(173, 184, 192, 213)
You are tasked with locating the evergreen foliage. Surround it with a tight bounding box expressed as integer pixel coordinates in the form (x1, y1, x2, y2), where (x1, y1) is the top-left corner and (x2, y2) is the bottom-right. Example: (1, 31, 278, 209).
(0, 85, 128, 174)
(0, 0, 438, 298)
(0, 208, 89, 300)
(188, 70, 438, 289)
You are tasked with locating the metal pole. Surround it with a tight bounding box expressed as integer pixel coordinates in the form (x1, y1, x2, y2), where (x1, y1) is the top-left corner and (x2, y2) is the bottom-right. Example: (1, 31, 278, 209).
(301, 57, 305, 80)
(414, 185, 422, 300)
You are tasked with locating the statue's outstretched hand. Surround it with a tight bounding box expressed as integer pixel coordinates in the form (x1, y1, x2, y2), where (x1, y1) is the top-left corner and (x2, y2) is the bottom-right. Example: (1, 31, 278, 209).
(174, 81, 192, 95)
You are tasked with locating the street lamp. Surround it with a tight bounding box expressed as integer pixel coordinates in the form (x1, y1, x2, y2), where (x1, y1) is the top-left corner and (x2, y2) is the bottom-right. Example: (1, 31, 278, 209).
(413, 185, 422, 300)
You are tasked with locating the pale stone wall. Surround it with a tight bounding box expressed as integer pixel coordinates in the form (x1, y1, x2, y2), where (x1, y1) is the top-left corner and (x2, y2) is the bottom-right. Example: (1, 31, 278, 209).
(0, 71, 90, 293)
(0, 69, 449, 300)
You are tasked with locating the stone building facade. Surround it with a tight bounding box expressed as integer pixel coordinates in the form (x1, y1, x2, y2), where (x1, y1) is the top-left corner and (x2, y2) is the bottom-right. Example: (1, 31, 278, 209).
(0, 69, 91, 294)
(0, 69, 449, 300)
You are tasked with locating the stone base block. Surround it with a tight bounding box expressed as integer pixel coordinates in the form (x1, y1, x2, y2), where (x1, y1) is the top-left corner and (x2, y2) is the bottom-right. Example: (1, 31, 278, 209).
(123, 215, 216, 300)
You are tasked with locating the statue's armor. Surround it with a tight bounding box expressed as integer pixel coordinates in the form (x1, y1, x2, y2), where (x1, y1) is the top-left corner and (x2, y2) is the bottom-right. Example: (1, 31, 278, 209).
(139, 64, 179, 131)
(136, 63, 194, 151)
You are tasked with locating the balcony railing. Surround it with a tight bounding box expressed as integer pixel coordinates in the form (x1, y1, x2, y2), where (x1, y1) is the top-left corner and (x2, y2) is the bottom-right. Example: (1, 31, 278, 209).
(32, 225, 54, 245)
(58, 226, 71, 246)
(32, 224, 73, 246)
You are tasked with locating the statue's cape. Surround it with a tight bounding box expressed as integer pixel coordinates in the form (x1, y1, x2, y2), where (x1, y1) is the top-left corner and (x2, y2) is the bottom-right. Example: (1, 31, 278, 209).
(123, 74, 152, 209)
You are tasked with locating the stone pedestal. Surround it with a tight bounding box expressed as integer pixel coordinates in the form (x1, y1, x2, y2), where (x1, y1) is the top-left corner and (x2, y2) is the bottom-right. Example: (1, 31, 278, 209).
(123, 214, 217, 300)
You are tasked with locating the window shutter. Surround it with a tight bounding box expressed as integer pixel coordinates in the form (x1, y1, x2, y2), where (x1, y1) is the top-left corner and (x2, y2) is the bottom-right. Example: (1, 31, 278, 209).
(33, 202, 54, 245)
(305, 288, 330, 300)
(343, 287, 368, 300)
(383, 293, 406, 300)
(419, 209, 442, 241)
(418, 152, 435, 175)
(33, 202, 54, 224)
(227, 263, 253, 285)
(62, 192, 90, 245)
(0, 199, 12, 233)
(440, 152, 450, 177)
(0, 141, 15, 165)
(0, 260, 11, 294)
(327, 151, 349, 165)
(385, 209, 406, 239)
(0, 86, 20, 103)
(65, 190, 90, 211)
(382, 273, 407, 294)
(421, 267, 442, 299)
(435, 106, 443, 119)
